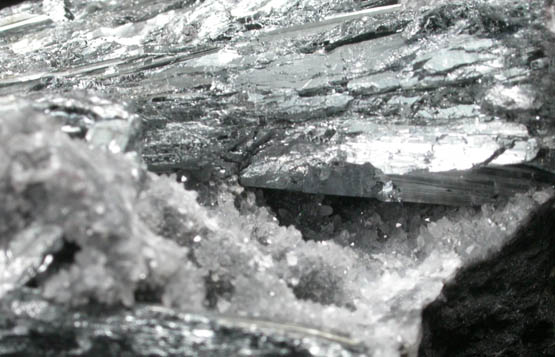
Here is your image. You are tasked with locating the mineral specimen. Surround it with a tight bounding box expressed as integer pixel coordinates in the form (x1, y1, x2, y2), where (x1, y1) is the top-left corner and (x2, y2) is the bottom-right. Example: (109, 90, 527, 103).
(1, 0, 555, 356)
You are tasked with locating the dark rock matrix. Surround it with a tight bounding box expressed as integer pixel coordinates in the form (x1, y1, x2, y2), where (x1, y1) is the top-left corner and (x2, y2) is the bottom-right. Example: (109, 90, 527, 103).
(419, 197, 555, 356)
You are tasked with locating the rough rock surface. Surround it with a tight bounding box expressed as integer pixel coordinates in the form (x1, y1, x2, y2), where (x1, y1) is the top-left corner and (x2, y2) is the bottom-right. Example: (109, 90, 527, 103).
(0, 0, 555, 356)
(419, 197, 555, 356)
(419, 5, 555, 355)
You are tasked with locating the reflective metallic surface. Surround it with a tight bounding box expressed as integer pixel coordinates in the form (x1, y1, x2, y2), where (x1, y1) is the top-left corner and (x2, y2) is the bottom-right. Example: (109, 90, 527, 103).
(1, 0, 555, 356)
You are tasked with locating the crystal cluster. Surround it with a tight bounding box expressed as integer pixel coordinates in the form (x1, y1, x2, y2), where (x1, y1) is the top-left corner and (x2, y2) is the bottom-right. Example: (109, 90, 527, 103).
(0, 97, 552, 355)
(0, 0, 554, 355)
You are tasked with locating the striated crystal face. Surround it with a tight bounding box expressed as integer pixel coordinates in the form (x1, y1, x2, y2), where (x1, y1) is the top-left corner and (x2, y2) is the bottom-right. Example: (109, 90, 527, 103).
(0, 0, 554, 356)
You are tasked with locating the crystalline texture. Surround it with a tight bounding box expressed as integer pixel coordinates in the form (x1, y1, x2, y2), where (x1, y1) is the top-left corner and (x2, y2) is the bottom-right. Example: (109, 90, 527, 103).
(0, 97, 199, 307)
(0, 0, 554, 355)
(1, 96, 551, 356)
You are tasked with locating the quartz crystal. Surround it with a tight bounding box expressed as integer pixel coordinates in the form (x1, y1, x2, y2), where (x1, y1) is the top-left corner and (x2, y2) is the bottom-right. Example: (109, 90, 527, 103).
(0, 0, 554, 356)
